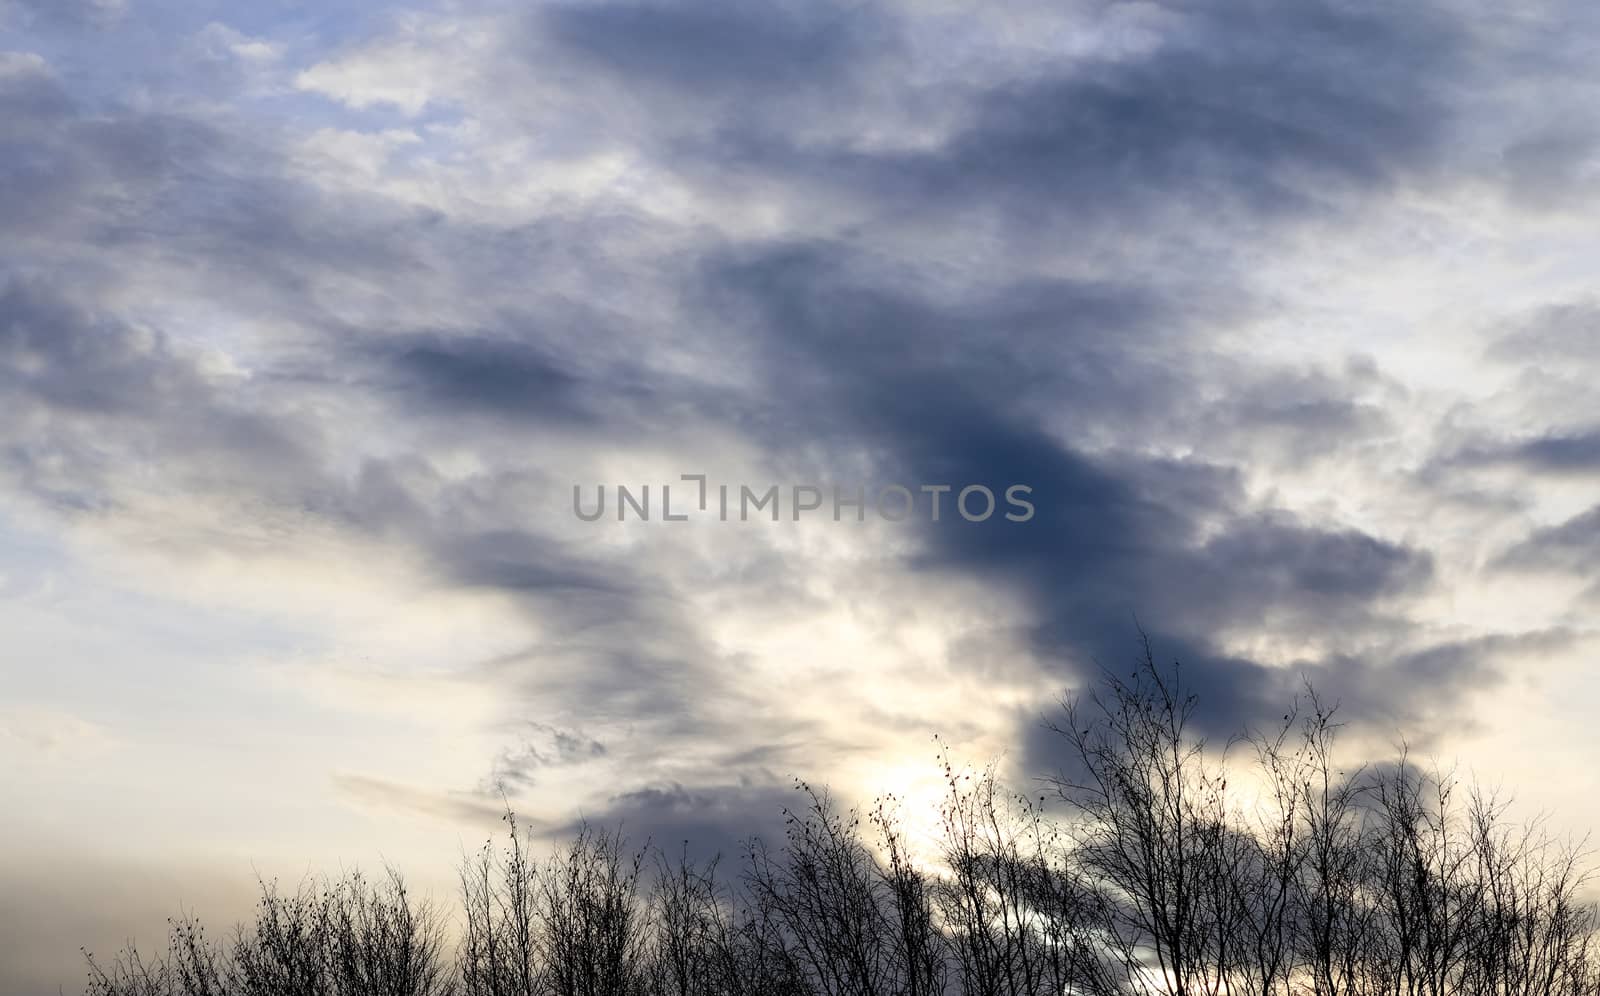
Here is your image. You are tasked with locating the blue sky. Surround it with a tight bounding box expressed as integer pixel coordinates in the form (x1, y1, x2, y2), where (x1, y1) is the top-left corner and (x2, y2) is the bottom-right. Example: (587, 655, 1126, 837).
(4, 0, 1600, 991)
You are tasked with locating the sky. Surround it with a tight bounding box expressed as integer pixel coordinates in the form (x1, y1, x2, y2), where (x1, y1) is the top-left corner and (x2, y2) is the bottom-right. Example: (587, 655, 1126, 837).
(3, 0, 1600, 991)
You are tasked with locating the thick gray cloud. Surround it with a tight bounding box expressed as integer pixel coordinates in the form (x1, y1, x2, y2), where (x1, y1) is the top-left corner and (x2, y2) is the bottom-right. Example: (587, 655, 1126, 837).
(1486, 299, 1600, 366)
(1496, 505, 1600, 573)
(511, 0, 1468, 236)
(676, 242, 1441, 740)
(1444, 430, 1600, 475)
(0, 277, 318, 517)
(537, 1, 892, 95)
(0, 0, 1554, 765)
(559, 781, 798, 867)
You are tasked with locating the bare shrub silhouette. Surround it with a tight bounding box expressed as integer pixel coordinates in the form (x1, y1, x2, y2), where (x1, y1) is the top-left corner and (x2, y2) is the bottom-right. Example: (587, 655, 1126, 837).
(84, 869, 452, 996)
(84, 641, 1600, 995)
(643, 848, 734, 996)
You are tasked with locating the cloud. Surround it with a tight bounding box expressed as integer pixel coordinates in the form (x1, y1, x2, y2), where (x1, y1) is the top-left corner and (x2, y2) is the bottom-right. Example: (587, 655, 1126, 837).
(515, 0, 1469, 236)
(6, 2, 1600, 990)
(688, 241, 1441, 741)
(558, 780, 798, 865)
(333, 773, 509, 827)
(1495, 505, 1600, 574)
(3, 0, 124, 30)
(536, 0, 894, 96)
(484, 722, 608, 793)
(1499, 130, 1600, 211)
(0, 277, 319, 518)
(0, 1, 1555, 798)
(1444, 429, 1600, 476)
(366, 334, 596, 423)
(1486, 299, 1600, 367)
(0, 278, 206, 415)
(1023, 627, 1579, 780)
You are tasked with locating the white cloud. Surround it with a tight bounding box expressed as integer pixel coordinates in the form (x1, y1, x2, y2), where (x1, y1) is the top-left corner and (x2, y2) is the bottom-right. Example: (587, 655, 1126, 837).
(195, 22, 284, 64)
(0, 48, 50, 79)
(294, 13, 496, 116)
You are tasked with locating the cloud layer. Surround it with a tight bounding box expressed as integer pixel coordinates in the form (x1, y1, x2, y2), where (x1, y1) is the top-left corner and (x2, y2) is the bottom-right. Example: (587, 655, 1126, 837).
(4, 1, 1600, 990)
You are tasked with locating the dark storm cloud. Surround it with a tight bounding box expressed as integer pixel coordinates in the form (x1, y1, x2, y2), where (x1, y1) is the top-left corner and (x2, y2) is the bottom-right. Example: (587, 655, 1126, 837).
(382, 335, 589, 421)
(1498, 433, 1600, 472)
(557, 781, 797, 865)
(1288, 628, 1576, 744)
(522, 0, 1469, 231)
(1194, 360, 1401, 466)
(690, 241, 1193, 442)
(867, 8, 1456, 223)
(1023, 627, 1572, 781)
(968, 496, 1435, 741)
(350, 322, 710, 431)
(1443, 430, 1600, 475)
(691, 243, 1438, 747)
(1194, 517, 1431, 605)
(0, 278, 200, 414)
(538, 0, 891, 95)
